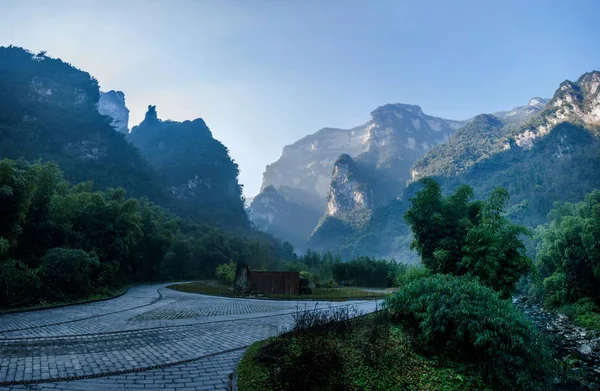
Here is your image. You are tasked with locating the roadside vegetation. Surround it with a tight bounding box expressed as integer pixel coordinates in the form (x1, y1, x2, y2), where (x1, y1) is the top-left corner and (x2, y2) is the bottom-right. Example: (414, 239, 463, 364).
(0, 158, 297, 310)
(238, 180, 565, 391)
(237, 308, 493, 391)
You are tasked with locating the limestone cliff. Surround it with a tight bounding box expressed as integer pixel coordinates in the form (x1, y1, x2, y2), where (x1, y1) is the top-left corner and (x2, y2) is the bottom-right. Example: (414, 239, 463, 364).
(98, 90, 129, 133)
(261, 104, 465, 203)
(253, 103, 466, 245)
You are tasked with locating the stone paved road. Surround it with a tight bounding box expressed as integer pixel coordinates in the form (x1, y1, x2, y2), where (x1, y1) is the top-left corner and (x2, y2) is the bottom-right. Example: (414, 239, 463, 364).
(0, 283, 381, 390)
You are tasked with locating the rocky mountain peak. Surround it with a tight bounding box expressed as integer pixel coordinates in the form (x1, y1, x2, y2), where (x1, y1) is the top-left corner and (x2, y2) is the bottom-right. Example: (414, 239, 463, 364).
(143, 105, 159, 123)
(528, 97, 548, 107)
(128, 107, 247, 229)
(370, 103, 424, 123)
(325, 154, 374, 223)
(514, 70, 600, 149)
(259, 103, 466, 205)
(98, 90, 130, 134)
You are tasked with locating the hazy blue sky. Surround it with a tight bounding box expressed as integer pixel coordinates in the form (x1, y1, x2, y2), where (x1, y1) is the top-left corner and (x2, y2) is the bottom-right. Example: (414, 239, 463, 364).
(1, 0, 599, 196)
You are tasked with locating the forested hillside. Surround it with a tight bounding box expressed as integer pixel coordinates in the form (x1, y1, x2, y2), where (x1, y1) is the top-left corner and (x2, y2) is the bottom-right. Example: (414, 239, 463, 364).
(0, 46, 164, 201)
(0, 159, 295, 309)
(318, 71, 600, 261)
(129, 106, 249, 230)
(0, 46, 296, 309)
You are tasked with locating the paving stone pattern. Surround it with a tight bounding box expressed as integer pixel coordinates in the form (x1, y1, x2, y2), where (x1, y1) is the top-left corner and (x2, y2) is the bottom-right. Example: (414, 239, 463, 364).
(0, 283, 380, 390)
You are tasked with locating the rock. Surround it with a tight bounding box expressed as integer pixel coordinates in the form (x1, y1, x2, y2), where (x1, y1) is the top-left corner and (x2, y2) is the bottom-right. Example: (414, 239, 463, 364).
(577, 343, 593, 356)
(98, 90, 129, 134)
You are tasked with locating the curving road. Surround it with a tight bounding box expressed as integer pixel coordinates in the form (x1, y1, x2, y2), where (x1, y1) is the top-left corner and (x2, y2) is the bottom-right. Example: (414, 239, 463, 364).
(0, 283, 380, 390)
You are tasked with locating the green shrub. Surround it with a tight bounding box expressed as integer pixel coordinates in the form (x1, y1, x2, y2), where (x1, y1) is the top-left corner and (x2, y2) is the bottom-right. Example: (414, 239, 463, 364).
(563, 298, 600, 331)
(542, 272, 567, 308)
(215, 261, 236, 286)
(0, 259, 40, 308)
(39, 247, 98, 301)
(238, 312, 490, 391)
(385, 274, 555, 391)
(315, 279, 338, 288)
(397, 265, 430, 286)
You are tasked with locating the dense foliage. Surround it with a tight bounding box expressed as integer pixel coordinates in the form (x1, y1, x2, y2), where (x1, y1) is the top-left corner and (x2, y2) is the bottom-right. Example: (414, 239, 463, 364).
(534, 191, 600, 317)
(405, 178, 531, 298)
(385, 275, 555, 391)
(215, 261, 236, 285)
(280, 250, 402, 288)
(0, 159, 295, 309)
(331, 256, 398, 287)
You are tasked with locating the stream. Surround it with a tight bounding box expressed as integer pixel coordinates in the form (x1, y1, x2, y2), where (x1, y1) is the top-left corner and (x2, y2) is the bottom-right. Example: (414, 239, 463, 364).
(514, 297, 600, 390)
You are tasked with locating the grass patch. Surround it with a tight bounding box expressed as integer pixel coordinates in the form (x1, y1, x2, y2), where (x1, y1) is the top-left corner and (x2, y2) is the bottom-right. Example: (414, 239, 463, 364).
(237, 311, 490, 391)
(168, 281, 389, 301)
(561, 299, 600, 332)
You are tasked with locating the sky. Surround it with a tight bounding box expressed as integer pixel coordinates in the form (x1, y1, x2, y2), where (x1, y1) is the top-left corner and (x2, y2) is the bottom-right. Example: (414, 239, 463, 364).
(1, 0, 599, 197)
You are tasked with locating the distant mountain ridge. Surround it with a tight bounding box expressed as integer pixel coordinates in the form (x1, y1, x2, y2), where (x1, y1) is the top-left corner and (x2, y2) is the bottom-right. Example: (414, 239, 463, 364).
(330, 71, 600, 261)
(251, 103, 466, 246)
(492, 97, 549, 123)
(261, 103, 465, 200)
(252, 72, 600, 260)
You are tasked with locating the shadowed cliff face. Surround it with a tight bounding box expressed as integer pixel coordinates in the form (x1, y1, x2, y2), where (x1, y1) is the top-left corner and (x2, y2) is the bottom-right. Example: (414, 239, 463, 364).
(128, 105, 249, 230)
(248, 185, 322, 248)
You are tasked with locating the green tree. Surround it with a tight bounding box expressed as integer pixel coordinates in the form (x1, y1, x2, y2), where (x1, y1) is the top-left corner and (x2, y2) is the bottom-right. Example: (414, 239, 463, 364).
(405, 178, 531, 297)
(216, 261, 236, 285)
(535, 191, 600, 305)
(39, 247, 99, 300)
(460, 188, 532, 298)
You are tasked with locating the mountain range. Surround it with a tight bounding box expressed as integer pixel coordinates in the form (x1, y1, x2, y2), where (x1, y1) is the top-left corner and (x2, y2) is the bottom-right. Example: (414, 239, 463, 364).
(249, 71, 600, 262)
(9, 44, 597, 262)
(0, 46, 249, 232)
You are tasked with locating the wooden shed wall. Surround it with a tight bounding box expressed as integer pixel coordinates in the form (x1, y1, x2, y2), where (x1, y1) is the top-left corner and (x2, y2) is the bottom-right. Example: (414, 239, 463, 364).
(249, 271, 300, 295)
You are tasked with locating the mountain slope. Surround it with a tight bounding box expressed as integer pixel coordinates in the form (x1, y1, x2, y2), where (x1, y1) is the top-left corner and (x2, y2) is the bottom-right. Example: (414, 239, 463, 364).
(248, 185, 321, 248)
(492, 97, 549, 123)
(331, 71, 600, 261)
(128, 106, 249, 230)
(252, 103, 466, 245)
(261, 103, 465, 201)
(0, 46, 164, 201)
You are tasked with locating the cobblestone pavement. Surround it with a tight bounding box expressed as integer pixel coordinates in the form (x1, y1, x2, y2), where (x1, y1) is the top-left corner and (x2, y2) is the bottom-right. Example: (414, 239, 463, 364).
(0, 283, 381, 390)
